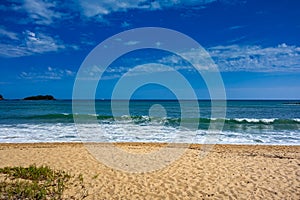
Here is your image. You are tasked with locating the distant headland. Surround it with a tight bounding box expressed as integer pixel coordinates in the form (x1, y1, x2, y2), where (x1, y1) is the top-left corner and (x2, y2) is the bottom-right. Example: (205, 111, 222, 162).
(23, 95, 56, 100)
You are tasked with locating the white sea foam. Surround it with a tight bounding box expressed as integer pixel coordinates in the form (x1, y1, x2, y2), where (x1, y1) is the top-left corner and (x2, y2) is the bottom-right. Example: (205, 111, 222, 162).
(234, 118, 260, 122)
(0, 118, 300, 145)
(0, 122, 299, 144)
(232, 118, 276, 123)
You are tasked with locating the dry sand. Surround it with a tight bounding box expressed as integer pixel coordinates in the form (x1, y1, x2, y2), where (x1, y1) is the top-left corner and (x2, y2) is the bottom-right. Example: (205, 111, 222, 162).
(0, 143, 299, 199)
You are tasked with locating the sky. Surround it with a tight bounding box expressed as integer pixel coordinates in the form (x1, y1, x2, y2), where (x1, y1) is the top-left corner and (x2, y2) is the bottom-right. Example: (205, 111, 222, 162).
(0, 0, 300, 99)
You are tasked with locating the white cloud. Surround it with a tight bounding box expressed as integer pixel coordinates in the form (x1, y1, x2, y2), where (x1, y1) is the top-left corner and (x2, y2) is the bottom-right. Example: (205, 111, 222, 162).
(105, 64, 176, 80)
(24, 30, 65, 53)
(0, 27, 19, 40)
(0, 30, 67, 57)
(157, 44, 300, 72)
(65, 70, 74, 76)
(208, 43, 300, 72)
(227, 25, 245, 30)
(124, 40, 140, 46)
(77, 0, 217, 18)
(158, 48, 216, 71)
(79, 65, 126, 80)
(78, 43, 300, 81)
(3, 0, 228, 26)
(127, 63, 174, 74)
(80, 42, 298, 81)
(2, 0, 229, 27)
(0, 44, 31, 57)
(78, 1, 110, 17)
(20, 67, 75, 80)
(78, 63, 178, 81)
(23, 0, 62, 25)
(78, 0, 145, 18)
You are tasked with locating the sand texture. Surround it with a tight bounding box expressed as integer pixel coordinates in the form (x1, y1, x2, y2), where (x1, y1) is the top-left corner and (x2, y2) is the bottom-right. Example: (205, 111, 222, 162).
(0, 143, 299, 199)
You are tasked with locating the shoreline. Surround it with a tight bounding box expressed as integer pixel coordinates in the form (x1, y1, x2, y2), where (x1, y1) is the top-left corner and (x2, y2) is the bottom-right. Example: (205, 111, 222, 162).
(0, 141, 299, 146)
(1, 142, 299, 158)
(1, 142, 299, 199)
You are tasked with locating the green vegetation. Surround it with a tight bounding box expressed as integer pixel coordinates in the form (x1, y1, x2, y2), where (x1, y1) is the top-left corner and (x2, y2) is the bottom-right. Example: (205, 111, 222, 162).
(92, 173, 99, 179)
(0, 165, 87, 200)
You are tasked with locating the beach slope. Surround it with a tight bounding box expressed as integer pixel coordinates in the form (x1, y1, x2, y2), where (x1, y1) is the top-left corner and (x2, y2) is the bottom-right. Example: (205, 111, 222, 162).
(0, 143, 299, 199)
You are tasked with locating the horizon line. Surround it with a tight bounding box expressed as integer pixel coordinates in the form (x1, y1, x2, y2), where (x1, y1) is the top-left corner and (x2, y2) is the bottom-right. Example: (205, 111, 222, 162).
(1, 98, 300, 101)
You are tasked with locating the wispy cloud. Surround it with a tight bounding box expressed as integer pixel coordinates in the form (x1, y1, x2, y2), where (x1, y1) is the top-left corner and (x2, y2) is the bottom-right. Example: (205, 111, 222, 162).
(0, 27, 19, 40)
(227, 25, 245, 30)
(2, 0, 237, 26)
(80, 60, 196, 81)
(208, 43, 300, 72)
(20, 67, 75, 80)
(24, 30, 65, 53)
(79, 33, 97, 47)
(0, 29, 74, 57)
(80, 43, 300, 81)
(78, 65, 127, 81)
(124, 40, 140, 46)
(77, 43, 300, 84)
(23, 0, 63, 25)
(77, 0, 218, 18)
(0, 44, 29, 57)
(158, 48, 216, 71)
(155, 44, 300, 72)
(127, 63, 174, 75)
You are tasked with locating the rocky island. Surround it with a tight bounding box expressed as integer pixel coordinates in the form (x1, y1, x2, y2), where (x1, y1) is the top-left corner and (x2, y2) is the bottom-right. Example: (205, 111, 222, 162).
(23, 95, 56, 100)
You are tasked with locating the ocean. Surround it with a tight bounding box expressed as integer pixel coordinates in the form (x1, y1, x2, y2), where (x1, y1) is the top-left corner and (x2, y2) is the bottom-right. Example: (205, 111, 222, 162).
(0, 100, 299, 145)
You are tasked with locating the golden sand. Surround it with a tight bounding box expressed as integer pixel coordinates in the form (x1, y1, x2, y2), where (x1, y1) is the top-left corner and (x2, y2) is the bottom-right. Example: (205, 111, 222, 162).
(0, 143, 299, 199)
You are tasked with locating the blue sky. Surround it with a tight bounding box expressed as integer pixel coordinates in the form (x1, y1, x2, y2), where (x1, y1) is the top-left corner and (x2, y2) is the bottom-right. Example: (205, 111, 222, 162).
(0, 0, 300, 99)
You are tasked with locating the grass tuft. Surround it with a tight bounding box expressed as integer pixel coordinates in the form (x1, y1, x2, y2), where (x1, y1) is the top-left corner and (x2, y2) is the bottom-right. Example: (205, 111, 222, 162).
(0, 165, 87, 200)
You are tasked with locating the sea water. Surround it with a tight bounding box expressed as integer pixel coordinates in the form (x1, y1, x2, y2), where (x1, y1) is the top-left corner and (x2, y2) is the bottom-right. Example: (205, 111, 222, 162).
(0, 100, 299, 145)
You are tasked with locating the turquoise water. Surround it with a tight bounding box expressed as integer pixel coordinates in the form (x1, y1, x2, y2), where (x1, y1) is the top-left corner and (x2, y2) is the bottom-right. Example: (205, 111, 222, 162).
(0, 100, 299, 144)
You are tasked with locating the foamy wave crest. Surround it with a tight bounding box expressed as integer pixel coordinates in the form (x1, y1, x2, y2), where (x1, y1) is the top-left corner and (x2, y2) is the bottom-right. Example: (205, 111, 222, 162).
(232, 118, 276, 123)
(0, 123, 78, 143)
(225, 118, 300, 125)
(0, 121, 299, 144)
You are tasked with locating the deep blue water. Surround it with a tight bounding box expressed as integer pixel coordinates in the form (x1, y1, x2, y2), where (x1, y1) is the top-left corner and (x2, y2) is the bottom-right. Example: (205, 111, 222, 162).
(0, 100, 299, 144)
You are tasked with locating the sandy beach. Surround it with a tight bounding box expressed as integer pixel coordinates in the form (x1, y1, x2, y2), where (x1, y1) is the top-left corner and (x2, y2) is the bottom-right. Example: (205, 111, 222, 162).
(0, 143, 299, 199)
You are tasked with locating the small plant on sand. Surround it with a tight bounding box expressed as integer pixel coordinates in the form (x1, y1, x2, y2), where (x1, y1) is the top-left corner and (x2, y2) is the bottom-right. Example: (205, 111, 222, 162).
(0, 165, 87, 200)
(92, 173, 99, 179)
